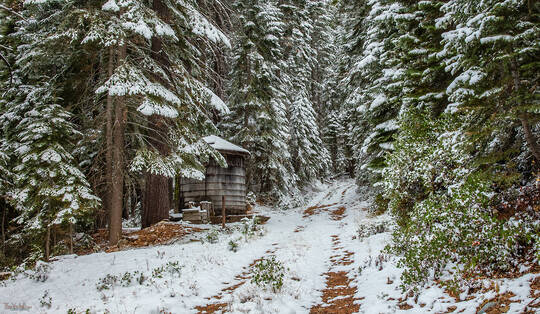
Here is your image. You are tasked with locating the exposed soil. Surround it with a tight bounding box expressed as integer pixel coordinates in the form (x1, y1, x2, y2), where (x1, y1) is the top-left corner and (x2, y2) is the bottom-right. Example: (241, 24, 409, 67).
(195, 250, 277, 313)
(303, 203, 338, 217)
(330, 206, 346, 221)
(528, 276, 540, 309)
(78, 221, 205, 255)
(311, 217, 361, 314)
(476, 292, 518, 314)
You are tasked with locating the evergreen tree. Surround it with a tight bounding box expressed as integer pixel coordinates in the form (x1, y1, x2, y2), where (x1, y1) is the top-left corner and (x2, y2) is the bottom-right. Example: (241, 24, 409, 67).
(439, 0, 540, 174)
(342, 0, 410, 186)
(224, 0, 296, 201)
(0, 0, 100, 260)
(280, 0, 329, 185)
(382, 0, 453, 211)
(91, 0, 231, 231)
(306, 0, 335, 126)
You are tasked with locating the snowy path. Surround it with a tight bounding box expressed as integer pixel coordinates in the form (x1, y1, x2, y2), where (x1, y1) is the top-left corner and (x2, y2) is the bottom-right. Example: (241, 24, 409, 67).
(195, 181, 358, 313)
(1, 179, 538, 313)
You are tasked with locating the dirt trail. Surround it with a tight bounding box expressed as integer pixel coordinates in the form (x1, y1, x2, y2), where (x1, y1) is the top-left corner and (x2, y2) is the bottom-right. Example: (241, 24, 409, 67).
(310, 205, 361, 313)
(195, 246, 278, 313)
(196, 182, 357, 313)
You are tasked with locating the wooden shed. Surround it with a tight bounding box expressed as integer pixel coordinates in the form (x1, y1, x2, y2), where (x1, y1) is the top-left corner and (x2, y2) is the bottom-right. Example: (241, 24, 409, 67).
(179, 135, 250, 217)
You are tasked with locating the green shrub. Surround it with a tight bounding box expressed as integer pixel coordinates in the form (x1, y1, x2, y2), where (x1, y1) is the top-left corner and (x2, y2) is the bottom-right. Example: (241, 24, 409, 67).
(204, 228, 220, 244)
(372, 193, 390, 215)
(164, 261, 182, 277)
(27, 261, 50, 282)
(251, 256, 286, 292)
(357, 221, 389, 240)
(240, 216, 263, 240)
(96, 274, 118, 291)
(387, 177, 538, 288)
(228, 239, 239, 252)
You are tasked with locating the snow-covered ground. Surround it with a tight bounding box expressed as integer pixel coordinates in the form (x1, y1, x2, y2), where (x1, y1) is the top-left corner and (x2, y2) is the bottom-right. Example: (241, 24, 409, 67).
(1, 179, 538, 313)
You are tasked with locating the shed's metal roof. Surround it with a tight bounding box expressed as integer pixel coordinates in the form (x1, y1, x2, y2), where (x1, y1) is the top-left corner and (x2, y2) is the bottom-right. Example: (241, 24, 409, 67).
(203, 135, 249, 155)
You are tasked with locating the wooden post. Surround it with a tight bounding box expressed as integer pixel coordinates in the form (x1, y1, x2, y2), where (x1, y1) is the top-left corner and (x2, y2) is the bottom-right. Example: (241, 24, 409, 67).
(222, 195, 226, 228)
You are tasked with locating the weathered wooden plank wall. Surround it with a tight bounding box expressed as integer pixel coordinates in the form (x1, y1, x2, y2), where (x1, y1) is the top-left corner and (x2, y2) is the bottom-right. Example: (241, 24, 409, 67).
(179, 153, 247, 215)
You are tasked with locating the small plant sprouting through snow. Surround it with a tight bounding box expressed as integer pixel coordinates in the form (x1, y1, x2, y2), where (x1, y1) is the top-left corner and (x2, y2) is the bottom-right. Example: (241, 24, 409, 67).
(121, 272, 133, 287)
(164, 261, 182, 277)
(205, 228, 220, 244)
(27, 261, 50, 282)
(357, 222, 388, 240)
(40, 290, 52, 308)
(240, 216, 264, 239)
(96, 274, 118, 291)
(135, 271, 147, 285)
(228, 239, 239, 252)
(96, 262, 181, 291)
(251, 256, 286, 293)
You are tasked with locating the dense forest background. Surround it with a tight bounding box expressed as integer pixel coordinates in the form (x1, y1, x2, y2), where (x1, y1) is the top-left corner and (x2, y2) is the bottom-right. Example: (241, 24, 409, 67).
(0, 0, 539, 288)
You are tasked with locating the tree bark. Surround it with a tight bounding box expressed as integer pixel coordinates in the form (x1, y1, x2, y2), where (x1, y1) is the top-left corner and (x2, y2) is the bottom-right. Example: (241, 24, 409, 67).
(45, 224, 50, 262)
(105, 46, 114, 233)
(519, 113, 540, 162)
(1, 205, 5, 256)
(141, 0, 172, 228)
(510, 57, 540, 162)
(69, 222, 73, 255)
(142, 116, 171, 228)
(109, 44, 127, 245)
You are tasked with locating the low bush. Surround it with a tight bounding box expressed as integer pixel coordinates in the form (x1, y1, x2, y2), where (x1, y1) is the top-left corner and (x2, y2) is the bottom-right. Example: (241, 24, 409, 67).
(27, 261, 50, 282)
(251, 256, 286, 292)
(388, 177, 539, 289)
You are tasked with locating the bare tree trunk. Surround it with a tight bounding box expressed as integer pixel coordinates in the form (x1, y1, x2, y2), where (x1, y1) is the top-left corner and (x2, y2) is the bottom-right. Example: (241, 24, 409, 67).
(69, 222, 73, 255)
(1, 206, 5, 256)
(519, 113, 540, 162)
(141, 0, 171, 228)
(142, 116, 171, 228)
(105, 46, 115, 233)
(109, 44, 127, 245)
(45, 225, 50, 262)
(510, 57, 540, 161)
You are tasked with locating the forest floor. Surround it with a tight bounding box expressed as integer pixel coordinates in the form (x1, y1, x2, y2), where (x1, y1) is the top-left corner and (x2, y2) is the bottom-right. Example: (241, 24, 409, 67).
(0, 179, 539, 313)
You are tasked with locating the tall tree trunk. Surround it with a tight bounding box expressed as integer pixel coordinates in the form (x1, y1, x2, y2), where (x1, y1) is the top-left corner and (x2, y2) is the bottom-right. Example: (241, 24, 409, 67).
(109, 44, 127, 245)
(45, 224, 50, 262)
(519, 113, 540, 162)
(510, 57, 540, 162)
(105, 46, 115, 232)
(142, 119, 171, 228)
(1, 205, 5, 256)
(69, 222, 73, 255)
(142, 0, 171, 228)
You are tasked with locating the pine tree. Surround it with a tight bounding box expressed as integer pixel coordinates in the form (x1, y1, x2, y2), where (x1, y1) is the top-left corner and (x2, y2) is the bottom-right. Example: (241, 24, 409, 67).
(306, 0, 335, 126)
(439, 0, 540, 173)
(343, 0, 411, 186)
(91, 0, 231, 231)
(381, 0, 454, 212)
(224, 0, 296, 201)
(280, 0, 329, 185)
(0, 0, 100, 260)
(322, 2, 362, 176)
